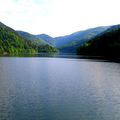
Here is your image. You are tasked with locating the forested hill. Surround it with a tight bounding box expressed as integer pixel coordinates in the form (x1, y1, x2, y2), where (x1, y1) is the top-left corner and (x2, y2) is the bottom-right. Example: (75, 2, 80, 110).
(17, 31, 58, 53)
(0, 22, 37, 55)
(0, 22, 57, 55)
(17, 31, 49, 45)
(77, 24, 120, 56)
(36, 34, 55, 46)
(54, 26, 110, 53)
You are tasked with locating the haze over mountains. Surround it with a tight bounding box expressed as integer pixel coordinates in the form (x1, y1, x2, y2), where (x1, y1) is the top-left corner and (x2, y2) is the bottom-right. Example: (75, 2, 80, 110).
(54, 27, 110, 47)
(36, 34, 55, 46)
(0, 21, 120, 56)
(54, 26, 110, 53)
(25, 26, 111, 53)
(16, 26, 111, 54)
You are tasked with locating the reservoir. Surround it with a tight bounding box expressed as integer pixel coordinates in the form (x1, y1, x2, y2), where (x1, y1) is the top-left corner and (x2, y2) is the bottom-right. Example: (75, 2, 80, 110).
(0, 57, 120, 120)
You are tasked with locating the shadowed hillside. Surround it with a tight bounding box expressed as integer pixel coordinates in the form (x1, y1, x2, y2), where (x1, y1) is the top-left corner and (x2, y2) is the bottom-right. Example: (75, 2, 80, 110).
(77, 24, 120, 57)
(54, 26, 110, 53)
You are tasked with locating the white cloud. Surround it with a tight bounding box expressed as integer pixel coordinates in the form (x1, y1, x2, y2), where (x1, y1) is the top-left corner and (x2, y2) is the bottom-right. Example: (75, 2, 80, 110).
(0, 0, 120, 37)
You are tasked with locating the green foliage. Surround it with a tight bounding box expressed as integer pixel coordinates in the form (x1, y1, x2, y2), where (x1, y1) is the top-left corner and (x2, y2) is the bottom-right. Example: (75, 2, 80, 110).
(0, 22, 58, 55)
(17, 31, 49, 45)
(77, 25, 120, 56)
(37, 45, 58, 53)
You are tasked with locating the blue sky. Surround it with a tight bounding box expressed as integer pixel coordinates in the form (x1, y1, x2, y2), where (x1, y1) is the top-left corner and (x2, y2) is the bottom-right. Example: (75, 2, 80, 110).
(0, 0, 120, 37)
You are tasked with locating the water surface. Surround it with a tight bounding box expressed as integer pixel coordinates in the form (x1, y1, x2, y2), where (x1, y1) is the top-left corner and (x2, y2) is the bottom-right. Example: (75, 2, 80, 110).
(0, 57, 120, 120)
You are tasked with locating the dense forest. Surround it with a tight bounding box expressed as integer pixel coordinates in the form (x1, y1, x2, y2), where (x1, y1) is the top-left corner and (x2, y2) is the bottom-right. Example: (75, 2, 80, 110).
(17, 31, 58, 53)
(54, 26, 109, 53)
(0, 22, 58, 55)
(77, 25, 120, 57)
(1, 21, 120, 56)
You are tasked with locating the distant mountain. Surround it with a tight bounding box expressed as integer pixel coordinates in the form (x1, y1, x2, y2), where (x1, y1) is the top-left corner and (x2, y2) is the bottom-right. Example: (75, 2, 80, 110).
(2, 21, 119, 56)
(36, 34, 54, 46)
(0, 22, 37, 55)
(54, 26, 110, 53)
(17, 31, 49, 45)
(17, 31, 58, 53)
(77, 24, 120, 56)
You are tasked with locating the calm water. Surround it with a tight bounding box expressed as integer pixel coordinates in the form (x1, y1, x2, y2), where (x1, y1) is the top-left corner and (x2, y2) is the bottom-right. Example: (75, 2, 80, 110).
(0, 57, 120, 120)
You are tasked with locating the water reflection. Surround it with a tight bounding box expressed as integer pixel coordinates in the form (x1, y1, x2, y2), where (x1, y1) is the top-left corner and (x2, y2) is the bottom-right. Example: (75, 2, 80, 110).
(1, 52, 120, 63)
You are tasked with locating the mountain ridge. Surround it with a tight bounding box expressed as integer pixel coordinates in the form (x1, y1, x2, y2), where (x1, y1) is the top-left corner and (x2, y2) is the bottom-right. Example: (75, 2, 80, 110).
(17, 31, 49, 45)
(0, 21, 37, 55)
(36, 34, 55, 46)
(1, 20, 120, 56)
(53, 26, 110, 53)
(77, 24, 120, 56)
(0, 21, 58, 55)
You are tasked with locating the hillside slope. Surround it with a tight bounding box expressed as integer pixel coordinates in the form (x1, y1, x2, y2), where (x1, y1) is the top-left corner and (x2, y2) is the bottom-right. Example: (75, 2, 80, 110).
(17, 31, 50, 45)
(36, 34, 55, 46)
(0, 22, 58, 55)
(0, 22, 37, 55)
(77, 24, 120, 56)
(54, 26, 110, 53)
(17, 31, 58, 53)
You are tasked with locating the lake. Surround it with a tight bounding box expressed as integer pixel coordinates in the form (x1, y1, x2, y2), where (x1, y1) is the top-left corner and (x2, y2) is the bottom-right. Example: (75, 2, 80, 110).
(0, 57, 120, 120)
